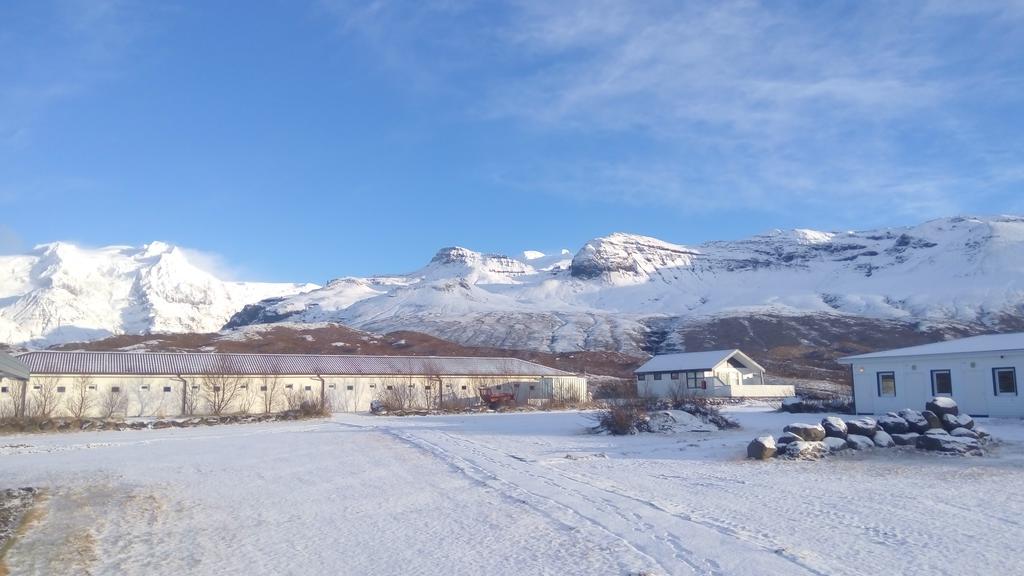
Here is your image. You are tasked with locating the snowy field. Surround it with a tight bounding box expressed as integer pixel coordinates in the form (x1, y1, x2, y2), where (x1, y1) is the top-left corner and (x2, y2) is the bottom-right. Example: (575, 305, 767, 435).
(2, 407, 1024, 576)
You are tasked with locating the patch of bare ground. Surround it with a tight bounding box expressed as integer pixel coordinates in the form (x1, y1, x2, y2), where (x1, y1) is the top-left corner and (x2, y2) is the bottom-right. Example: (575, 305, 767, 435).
(0, 488, 44, 576)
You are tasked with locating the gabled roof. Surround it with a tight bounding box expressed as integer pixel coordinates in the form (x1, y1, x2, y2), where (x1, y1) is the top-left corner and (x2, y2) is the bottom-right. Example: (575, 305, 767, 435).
(839, 332, 1024, 363)
(0, 351, 30, 380)
(16, 351, 572, 378)
(634, 349, 764, 374)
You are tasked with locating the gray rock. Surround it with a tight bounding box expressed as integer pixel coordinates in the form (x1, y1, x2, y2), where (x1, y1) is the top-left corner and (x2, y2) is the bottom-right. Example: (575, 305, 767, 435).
(922, 410, 942, 430)
(845, 417, 878, 437)
(783, 423, 827, 442)
(898, 409, 931, 434)
(872, 430, 896, 447)
(846, 434, 875, 450)
(942, 413, 974, 431)
(775, 432, 802, 447)
(925, 428, 949, 436)
(823, 436, 849, 453)
(877, 415, 909, 435)
(974, 426, 990, 439)
(926, 396, 959, 417)
(152, 420, 173, 429)
(821, 416, 848, 439)
(915, 433, 981, 454)
(891, 432, 920, 446)
(785, 441, 828, 460)
(950, 427, 980, 439)
(747, 436, 777, 460)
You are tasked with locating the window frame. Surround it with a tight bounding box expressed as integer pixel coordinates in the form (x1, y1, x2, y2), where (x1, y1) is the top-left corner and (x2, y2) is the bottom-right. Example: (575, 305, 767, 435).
(653, 373, 662, 381)
(876, 371, 896, 397)
(993, 367, 1018, 396)
(670, 372, 680, 380)
(636, 373, 646, 381)
(930, 369, 952, 396)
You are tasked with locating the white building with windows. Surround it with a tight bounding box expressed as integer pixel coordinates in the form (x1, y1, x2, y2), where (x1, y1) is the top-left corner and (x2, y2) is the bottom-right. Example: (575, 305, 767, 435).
(838, 332, 1024, 417)
(5, 351, 587, 418)
(634, 349, 794, 398)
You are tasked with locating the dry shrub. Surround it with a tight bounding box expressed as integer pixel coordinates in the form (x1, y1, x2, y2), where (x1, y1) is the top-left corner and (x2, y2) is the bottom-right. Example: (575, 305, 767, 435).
(590, 402, 650, 435)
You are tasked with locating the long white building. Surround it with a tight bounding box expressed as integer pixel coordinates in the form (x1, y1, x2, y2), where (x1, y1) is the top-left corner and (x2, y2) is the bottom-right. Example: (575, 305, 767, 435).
(6, 351, 587, 418)
(838, 332, 1024, 417)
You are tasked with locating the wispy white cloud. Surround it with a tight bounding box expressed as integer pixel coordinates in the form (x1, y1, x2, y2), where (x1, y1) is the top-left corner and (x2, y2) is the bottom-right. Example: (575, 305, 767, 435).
(323, 0, 1024, 221)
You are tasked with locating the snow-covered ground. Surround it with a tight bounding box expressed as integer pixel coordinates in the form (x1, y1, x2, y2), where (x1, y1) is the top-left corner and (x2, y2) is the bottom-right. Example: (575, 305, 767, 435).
(2, 407, 1024, 575)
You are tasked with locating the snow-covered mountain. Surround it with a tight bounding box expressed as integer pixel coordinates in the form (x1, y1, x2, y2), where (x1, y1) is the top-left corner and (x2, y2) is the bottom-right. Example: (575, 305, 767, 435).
(225, 216, 1024, 354)
(0, 242, 317, 345)
(5, 216, 1023, 353)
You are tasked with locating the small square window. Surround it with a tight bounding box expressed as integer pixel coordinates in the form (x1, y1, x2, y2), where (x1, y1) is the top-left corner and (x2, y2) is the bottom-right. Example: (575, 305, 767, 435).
(408, 384, 415, 388)
(33, 385, 40, 390)
(424, 385, 432, 390)
(304, 385, 311, 392)
(87, 385, 96, 390)
(877, 372, 896, 397)
(386, 385, 394, 391)
(461, 385, 467, 390)
(328, 383, 335, 389)
(345, 385, 353, 391)
(529, 385, 536, 391)
(191, 385, 199, 391)
(637, 373, 646, 381)
(239, 384, 247, 390)
(260, 385, 268, 392)
(112, 386, 122, 393)
(369, 384, 376, 388)
(56, 386, 66, 393)
(140, 385, 149, 391)
(213, 386, 222, 392)
(285, 384, 294, 389)
(653, 373, 662, 381)
(0, 386, 7, 393)
(671, 372, 680, 380)
(994, 368, 1017, 396)
(163, 386, 172, 393)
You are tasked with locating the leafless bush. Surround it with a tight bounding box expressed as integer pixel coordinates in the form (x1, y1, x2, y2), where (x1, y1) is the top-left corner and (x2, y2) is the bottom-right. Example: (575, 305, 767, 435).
(298, 395, 331, 417)
(589, 401, 650, 435)
(373, 377, 416, 411)
(4, 380, 29, 419)
(99, 386, 128, 419)
(28, 377, 60, 418)
(133, 379, 152, 417)
(260, 372, 282, 414)
(66, 375, 96, 420)
(199, 359, 246, 415)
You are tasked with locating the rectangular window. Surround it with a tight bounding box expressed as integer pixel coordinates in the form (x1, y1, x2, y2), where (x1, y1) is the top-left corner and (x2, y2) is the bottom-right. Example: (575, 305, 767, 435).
(213, 386, 221, 392)
(239, 384, 247, 390)
(327, 384, 335, 389)
(0, 386, 7, 393)
(346, 385, 353, 391)
(260, 385, 268, 392)
(87, 385, 96, 390)
(636, 373, 646, 381)
(285, 384, 293, 389)
(33, 385, 40, 390)
(931, 370, 952, 395)
(191, 385, 199, 391)
(140, 385, 149, 391)
(994, 367, 1017, 396)
(653, 373, 662, 381)
(112, 386, 121, 393)
(304, 385, 311, 392)
(369, 384, 376, 389)
(529, 385, 536, 391)
(671, 372, 680, 380)
(163, 386, 172, 393)
(424, 385, 432, 390)
(386, 385, 394, 391)
(461, 385, 467, 390)
(877, 372, 896, 397)
(56, 386, 66, 393)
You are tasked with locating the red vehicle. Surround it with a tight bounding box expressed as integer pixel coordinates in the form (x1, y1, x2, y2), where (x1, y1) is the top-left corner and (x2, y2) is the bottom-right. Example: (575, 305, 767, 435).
(478, 386, 515, 409)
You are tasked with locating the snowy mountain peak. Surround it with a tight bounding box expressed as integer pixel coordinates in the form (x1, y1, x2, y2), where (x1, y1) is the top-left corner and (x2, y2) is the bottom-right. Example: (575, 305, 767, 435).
(570, 233, 698, 283)
(0, 241, 317, 345)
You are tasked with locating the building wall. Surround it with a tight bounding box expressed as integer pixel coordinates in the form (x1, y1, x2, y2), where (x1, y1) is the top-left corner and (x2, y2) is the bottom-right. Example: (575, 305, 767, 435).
(636, 364, 769, 398)
(0, 372, 588, 418)
(848, 351, 1024, 417)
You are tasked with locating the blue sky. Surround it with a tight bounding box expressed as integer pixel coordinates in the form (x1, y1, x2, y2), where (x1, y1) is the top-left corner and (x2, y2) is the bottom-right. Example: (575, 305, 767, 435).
(2, 1, 1023, 282)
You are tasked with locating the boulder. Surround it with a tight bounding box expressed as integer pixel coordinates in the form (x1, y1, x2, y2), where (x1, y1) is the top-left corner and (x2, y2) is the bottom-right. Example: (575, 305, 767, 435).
(926, 396, 959, 417)
(974, 427, 990, 439)
(892, 432, 920, 446)
(925, 428, 949, 436)
(921, 410, 942, 430)
(823, 436, 849, 453)
(785, 441, 828, 460)
(747, 436, 777, 460)
(877, 415, 909, 435)
(845, 417, 878, 437)
(152, 420, 173, 429)
(775, 432, 802, 447)
(898, 409, 931, 434)
(783, 423, 827, 442)
(780, 397, 805, 413)
(821, 416, 848, 439)
(941, 413, 974, 431)
(872, 430, 895, 447)
(915, 434, 981, 455)
(846, 434, 875, 450)
(950, 427, 980, 440)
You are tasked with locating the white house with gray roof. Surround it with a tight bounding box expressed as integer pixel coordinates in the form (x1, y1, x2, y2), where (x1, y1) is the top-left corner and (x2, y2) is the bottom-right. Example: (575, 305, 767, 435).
(634, 349, 793, 398)
(839, 332, 1024, 417)
(7, 351, 586, 418)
